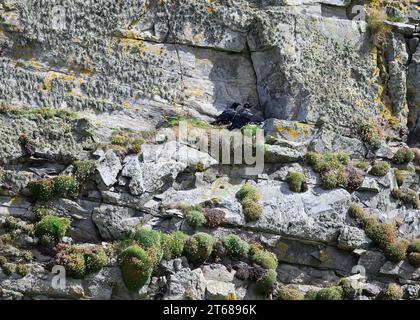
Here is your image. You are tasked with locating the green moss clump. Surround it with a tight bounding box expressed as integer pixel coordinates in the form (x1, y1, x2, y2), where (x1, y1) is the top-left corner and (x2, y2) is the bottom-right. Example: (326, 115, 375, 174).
(222, 234, 249, 258)
(286, 171, 305, 193)
(365, 221, 398, 250)
(84, 248, 108, 273)
(185, 209, 205, 228)
(15, 264, 28, 277)
(381, 283, 403, 300)
(0, 168, 5, 184)
(183, 233, 214, 263)
(165, 115, 211, 129)
(52, 176, 78, 197)
(160, 231, 188, 260)
(304, 289, 319, 300)
(394, 169, 408, 187)
(314, 286, 344, 300)
(256, 269, 277, 295)
(2, 263, 15, 277)
(111, 133, 130, 146)
(65, 251, 86, 279)
(320, 168, 348, 189)
(369, 161, 390, 177)
(276, 285, 304, 300)
(241, 197, 263, 221)
(34, 207, 53, 221)
(348, 203, 403, 261)
(0, 105, 79, 120)
(236, 184, 260, 202)
(236, 184, 263, 221)
(28, 176, 79, 201)
(4, 216, 20, 232)
(408, 240, 420, 253)
(384, 240, 409, 262)
(34, 215, 71, 243)
(0, 256, 7, 267)
(360, 121, 382, 149)
(251, 249, 278, 270)
(391, 188, 420, 209)
(74, 160, 95, 184)
(348, 203, 367, 221)
(408, 252, 420, 267)
(392, 148, 414, 164)
(353, 160, 370, 172)
(119, 245, 154, 291)
(306, 152, 353, 190)
(134, 227, 161, 249)
(27, 179, 54, 202)
(305, 151, 349, 173)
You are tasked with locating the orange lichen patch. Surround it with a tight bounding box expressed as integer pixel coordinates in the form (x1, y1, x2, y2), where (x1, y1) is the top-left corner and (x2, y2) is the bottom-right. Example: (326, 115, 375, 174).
(186, 87, 204, 98)
(193, 33, 205, 42)
(394, 53, 403, 62)
(70, 63, 94, 77)
(38, 72, 78, 92)
(355, 99, 363, 109)
(206, 6, 215, 14)
(30, 59, 41, 70)
(139, 44, 162, 56)
(275, 123, 311, 141)
(195, 58, 212, 66)
(116, 35, 162, 56)
(118, 37, 146, 54)
(380, 105, 400, 127)
(319, 250, 329, 262)
(278, 242, 289, 257)
(10, 196, 19, 205)
(122, 101, 130, 109)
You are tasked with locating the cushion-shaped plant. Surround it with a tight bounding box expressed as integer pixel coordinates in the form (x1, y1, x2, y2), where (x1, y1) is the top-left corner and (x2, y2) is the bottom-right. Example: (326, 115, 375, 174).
(256, 269, 277, 295)
(384, 240, 409, 263)
(392, 148, 414, 165)
(242, 197, 263, 221)
(314, 286, 344, 300)
(276, 285, 304, 300)
(84, 247, 108, 273)
(369, 161, 390, 177)
(222, 234, 249, 258)
(118, 245, 154, 291)
(381, 283, 403, 300)
(134, 227, 161, 249)
(251, 249, 278, 270)
(185, 209, 205, 228)
(286, 171, 305, 193)
(183, 233, 214, 263)
(34, 215, 70, 243)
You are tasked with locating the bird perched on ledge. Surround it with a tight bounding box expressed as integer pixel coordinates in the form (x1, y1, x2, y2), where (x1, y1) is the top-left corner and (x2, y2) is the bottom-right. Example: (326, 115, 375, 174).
(211, 102, 240, 125)
(212, 102, 257, 130)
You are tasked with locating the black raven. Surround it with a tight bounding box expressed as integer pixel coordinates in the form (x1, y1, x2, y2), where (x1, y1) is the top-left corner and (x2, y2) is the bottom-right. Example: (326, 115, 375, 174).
(229, 109, 254, 130)
(212, 103, 240, 125)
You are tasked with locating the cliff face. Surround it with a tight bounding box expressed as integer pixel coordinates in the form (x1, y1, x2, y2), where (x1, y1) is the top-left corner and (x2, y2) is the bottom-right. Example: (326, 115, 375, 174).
(0, 0, 420, 300)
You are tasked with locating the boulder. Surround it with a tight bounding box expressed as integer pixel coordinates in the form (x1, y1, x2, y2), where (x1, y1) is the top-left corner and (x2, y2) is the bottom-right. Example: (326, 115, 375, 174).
(92, 204, 143, 240)
(94, 149, 122, 187)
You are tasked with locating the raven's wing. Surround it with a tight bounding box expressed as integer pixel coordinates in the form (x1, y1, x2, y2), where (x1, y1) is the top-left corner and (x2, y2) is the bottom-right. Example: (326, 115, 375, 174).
(216, 109, 236, 123)
(230, 111, 253, 129)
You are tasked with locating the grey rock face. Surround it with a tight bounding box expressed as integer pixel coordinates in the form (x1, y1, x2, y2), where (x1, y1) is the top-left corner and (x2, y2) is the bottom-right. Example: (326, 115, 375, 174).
(408, 42, 420, 144)
(250, 14, 377, 135)
(94, 149, 122, 187)
(92, 204, 143, 240)
(264, 145, 304, 163)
